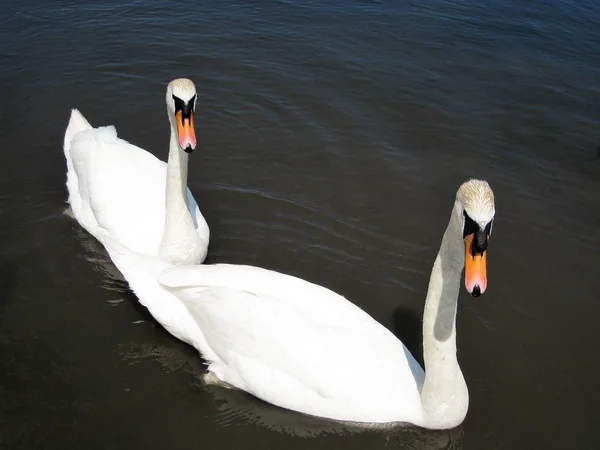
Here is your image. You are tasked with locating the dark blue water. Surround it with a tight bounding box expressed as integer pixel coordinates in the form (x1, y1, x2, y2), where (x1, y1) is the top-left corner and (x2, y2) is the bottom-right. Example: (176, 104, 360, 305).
(1, 1, 599, 449)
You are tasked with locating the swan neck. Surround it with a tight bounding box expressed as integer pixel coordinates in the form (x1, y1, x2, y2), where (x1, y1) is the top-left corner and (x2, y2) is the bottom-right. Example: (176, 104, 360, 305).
(420, 204, 468, 428)
(158, 118, 198, 265)
(166, 130, 189, 198)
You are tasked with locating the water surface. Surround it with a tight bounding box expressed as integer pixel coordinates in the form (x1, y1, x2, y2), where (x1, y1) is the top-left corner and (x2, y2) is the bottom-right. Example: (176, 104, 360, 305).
(1, 1, 599, 449)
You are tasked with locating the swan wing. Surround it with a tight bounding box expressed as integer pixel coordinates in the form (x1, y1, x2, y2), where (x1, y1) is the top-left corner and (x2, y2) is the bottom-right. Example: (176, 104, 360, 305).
(159, 264, 425, 423)
(69, 125, 168, 255)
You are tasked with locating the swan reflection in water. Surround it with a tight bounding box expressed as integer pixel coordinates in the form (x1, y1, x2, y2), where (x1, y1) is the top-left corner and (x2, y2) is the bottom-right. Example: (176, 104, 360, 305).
(119, 338, 465, 449)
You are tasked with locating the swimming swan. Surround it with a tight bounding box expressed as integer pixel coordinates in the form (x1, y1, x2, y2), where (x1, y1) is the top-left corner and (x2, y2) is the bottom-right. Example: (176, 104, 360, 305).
(101, 179, 495, 429)
(63, 78, 209, 266)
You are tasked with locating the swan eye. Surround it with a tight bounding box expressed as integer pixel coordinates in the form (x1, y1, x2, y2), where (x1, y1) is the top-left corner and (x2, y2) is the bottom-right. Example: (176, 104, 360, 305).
(172, 94, 183, 112)
(462, 211, 478, 238)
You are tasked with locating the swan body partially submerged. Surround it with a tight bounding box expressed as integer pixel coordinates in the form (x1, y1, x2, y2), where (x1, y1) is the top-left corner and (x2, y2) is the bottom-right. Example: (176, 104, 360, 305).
(100, 179, 495, 430)
(63, 78, 209, 266)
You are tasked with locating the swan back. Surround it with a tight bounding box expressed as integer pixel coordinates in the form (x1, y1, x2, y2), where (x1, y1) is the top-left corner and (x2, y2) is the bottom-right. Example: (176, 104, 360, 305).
(159, 264, 426, 425)
(68, 126, 170, 254)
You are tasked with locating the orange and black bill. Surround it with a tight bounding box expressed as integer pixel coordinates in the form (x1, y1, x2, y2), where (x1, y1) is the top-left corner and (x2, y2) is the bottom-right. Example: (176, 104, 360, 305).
(176, 110, 196, 152)
(464, 232, 488, 297)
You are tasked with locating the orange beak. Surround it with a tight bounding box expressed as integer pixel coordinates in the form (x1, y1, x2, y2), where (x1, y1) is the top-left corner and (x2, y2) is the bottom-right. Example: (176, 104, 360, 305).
(464, 233, 487, 296)
(176, 110, 196, 152)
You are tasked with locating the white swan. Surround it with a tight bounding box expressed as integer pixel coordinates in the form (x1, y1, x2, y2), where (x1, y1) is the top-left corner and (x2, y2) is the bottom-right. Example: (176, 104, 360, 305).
(98, 179, 494, 430)
(63, 78, 209, 266)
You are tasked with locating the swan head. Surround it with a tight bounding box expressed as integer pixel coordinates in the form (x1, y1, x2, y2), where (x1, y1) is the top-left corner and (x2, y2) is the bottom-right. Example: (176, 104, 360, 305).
(456, 179, 495, 297)
(166, 78, 197, 153)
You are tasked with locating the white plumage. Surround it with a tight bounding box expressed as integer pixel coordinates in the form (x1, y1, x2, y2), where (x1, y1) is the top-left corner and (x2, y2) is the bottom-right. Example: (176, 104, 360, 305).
(63, 78, 209, 265)
(97, 180, 496, 430)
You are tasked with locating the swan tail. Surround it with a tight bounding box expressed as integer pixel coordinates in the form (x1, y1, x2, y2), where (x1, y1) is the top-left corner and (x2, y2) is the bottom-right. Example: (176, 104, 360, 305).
(99, 233, 170, 276)
(64, 108, 92, 157)
(63, 109, 93, 209)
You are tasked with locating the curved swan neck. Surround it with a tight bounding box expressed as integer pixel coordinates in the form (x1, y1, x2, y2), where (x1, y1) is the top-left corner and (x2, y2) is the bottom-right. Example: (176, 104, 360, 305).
(157, 118, 198, 265)
(420, 203, 468, 428)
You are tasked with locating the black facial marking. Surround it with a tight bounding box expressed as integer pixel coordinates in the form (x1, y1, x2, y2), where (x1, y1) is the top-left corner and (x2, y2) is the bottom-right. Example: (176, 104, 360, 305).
(463, 211, 491, 255)
(462, 211, 478, 238)
(172, 94, 184, 113)
(172, 94, 195, 120)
